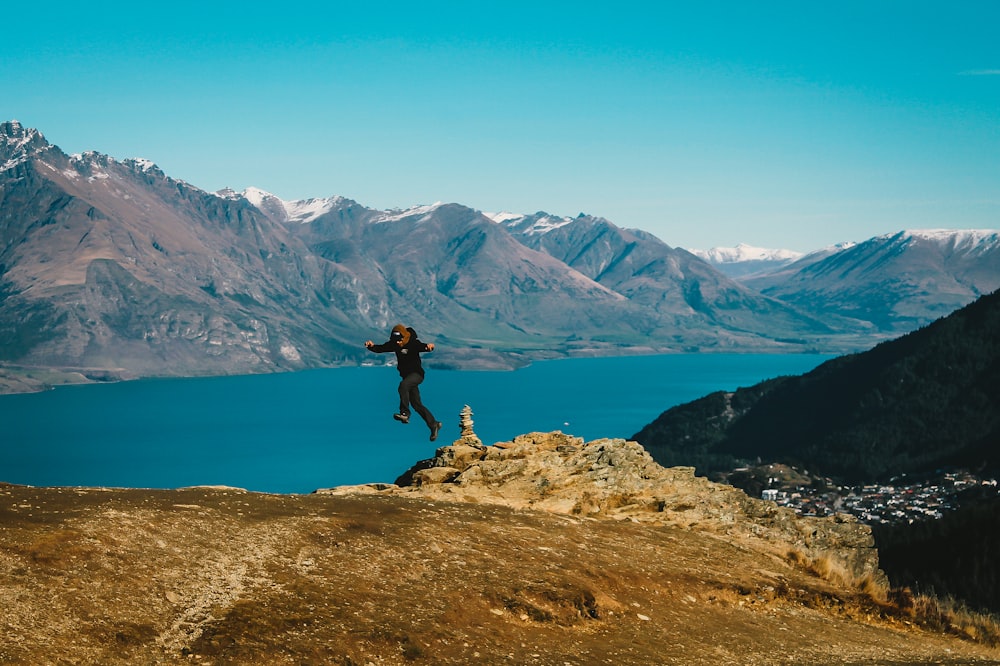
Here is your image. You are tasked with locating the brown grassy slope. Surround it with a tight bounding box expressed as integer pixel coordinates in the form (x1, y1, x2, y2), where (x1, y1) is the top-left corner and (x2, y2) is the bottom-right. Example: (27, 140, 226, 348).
(2, 483, 998, 665)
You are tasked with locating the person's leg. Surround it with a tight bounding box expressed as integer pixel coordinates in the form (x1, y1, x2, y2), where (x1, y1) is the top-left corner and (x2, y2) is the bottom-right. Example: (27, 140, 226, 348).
(399, 373, 441, 437)
(397, 374, 418, 418)
(407, 378, 435, 428)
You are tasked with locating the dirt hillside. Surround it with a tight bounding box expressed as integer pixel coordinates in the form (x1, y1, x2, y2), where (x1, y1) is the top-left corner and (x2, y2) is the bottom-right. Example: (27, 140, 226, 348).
(2, 432, 999, 665)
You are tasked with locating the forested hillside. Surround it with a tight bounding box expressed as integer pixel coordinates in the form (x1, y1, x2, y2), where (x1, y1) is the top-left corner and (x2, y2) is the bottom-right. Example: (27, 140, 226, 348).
(874, 493, 1000, 614)
(632, 289, 1000, 484)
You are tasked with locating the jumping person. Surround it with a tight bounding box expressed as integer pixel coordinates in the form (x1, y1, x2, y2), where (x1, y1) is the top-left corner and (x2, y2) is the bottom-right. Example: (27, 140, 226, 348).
(365, 324, 443, 441)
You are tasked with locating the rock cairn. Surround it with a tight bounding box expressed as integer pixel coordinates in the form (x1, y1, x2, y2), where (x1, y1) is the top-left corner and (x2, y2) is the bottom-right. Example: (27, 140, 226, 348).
(457, 405, 484, 448)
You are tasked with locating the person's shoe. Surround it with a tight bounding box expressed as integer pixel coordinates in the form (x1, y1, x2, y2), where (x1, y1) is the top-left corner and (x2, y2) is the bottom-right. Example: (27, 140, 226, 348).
(393, 413, 410, 424)
(430, 421, 443, 441)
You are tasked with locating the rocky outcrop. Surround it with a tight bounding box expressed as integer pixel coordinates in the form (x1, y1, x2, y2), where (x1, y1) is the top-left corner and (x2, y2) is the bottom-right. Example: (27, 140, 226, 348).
(327, 429, 882, 583)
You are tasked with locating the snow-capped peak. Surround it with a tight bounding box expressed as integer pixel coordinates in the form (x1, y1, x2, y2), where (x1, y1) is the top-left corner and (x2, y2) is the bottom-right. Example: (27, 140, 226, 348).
(376, 202, 446, 223)
(895, 228, 1000, 250)
(1, 119, 49, 172)
(216, 187, 347, 224)
(498, 213, 576, 235)
(283, 195, 347, 224)
(241, 186, 280, 209)
(484, 211, 524, 224)
(1, 119, 40, 148)
(123, 157, 158, 173)
(689, 243, 803, 264)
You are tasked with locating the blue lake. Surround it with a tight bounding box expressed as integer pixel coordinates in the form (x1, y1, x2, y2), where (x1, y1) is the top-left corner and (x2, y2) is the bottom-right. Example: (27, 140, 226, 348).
(0, 353, 832, 493)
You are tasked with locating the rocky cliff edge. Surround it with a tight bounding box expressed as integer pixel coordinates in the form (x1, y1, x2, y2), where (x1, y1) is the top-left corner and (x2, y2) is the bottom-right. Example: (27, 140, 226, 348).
(318, 426, 881, 583)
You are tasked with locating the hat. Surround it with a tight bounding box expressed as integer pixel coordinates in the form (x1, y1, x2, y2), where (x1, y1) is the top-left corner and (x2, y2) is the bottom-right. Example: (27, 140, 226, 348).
(390, 324, 411, 345)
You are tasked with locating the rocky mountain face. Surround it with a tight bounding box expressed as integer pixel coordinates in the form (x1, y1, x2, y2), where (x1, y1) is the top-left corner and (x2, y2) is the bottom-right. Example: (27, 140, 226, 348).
(499, 212, 844, 345)
(742, 230, 1000, 333)
(7, 427, 1000, 664)
(632, 288, 1000, 484)
(0, 121, 365, 381)
(1, 123, 652, 383)
(279, 201, 657, 354)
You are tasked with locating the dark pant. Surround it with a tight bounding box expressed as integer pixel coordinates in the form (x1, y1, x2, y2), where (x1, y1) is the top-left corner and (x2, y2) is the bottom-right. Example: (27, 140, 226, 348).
(398, 372, 436, 429)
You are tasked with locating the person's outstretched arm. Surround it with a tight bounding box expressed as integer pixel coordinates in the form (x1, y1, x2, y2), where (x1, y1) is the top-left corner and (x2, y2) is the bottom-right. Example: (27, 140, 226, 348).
(365, 339, 395, 353)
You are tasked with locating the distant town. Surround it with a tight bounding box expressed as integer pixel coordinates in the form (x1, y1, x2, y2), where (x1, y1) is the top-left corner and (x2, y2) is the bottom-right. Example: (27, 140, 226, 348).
(728, 465, 999, 525)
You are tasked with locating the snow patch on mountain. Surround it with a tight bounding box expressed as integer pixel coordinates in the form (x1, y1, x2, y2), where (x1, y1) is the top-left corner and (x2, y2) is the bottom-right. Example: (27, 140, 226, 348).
(284, 196, 347, 223)
(376, 202, 446, 224)
(501, 213, 575, 235)
(218, 187, 348, 224)
(897, 229, 1000, 251)
(123, 157, 158, 173)
(240, 186, 279, 209)
(484, 211, 524, 224)
(688, 243, 803, 264)
(1, 154, 28, 172)
(528, 215, 576, 235)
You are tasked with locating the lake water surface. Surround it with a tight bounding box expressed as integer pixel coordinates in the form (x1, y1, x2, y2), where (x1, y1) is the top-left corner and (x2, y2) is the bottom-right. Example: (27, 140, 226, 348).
(0, 354, 832, 493)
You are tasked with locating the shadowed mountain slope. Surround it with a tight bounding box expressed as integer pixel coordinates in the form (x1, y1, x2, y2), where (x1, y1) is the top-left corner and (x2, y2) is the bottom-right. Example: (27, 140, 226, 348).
(632, 289, 1000, 484)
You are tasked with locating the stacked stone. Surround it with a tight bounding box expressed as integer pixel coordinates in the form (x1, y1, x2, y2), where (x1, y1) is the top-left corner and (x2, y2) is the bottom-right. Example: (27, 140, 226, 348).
(458, 405, 484, 448)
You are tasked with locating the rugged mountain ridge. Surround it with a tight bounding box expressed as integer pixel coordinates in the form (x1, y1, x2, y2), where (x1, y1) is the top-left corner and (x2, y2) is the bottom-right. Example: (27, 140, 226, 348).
(280, 200, 658, 352)
(0, 121, 362, 380)
(632, 288, 1000, 484)
(743, 230, 1000, 333)
(498, 212, 844, 345)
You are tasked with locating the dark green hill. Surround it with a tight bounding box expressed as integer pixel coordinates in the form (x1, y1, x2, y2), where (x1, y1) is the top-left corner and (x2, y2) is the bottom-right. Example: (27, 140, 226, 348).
(873, 491, 1000, 614)
(632, 289, 1000, 484)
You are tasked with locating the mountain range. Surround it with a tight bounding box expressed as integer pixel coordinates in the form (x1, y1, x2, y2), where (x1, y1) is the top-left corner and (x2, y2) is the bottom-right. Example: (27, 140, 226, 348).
(740, 229, 1000, 333)
(2, 120, 998, 390)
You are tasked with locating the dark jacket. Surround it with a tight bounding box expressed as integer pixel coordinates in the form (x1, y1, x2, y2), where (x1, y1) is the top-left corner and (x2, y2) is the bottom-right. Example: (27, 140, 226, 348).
(369, 327, 433, 377)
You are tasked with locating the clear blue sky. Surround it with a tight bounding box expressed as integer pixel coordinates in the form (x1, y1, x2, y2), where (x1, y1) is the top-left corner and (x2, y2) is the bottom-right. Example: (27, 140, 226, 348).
(3, 1, 998, 251)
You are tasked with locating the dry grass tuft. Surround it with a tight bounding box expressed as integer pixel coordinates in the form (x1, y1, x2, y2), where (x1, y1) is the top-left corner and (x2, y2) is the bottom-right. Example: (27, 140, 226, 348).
(894, 588, 1000, 647)
(786, 548, 1000, 646)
